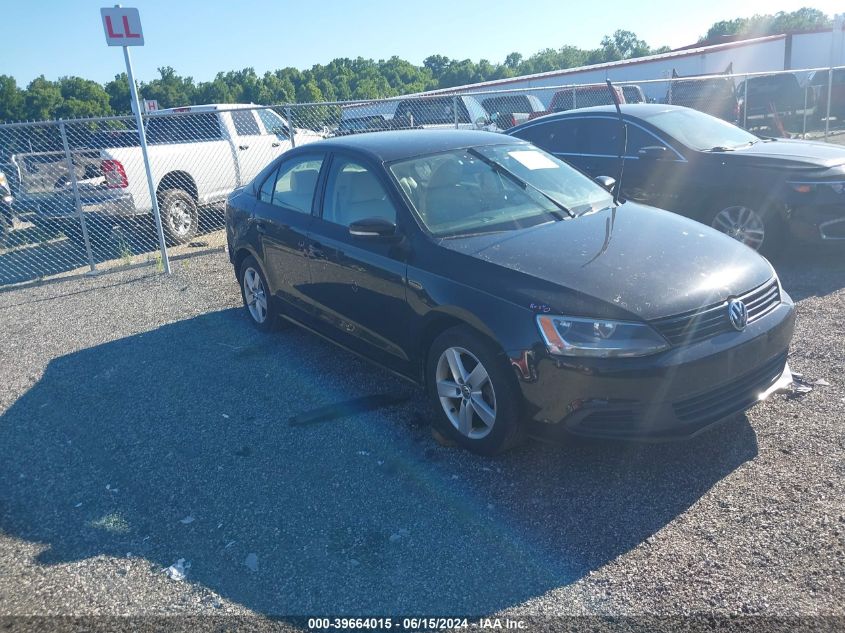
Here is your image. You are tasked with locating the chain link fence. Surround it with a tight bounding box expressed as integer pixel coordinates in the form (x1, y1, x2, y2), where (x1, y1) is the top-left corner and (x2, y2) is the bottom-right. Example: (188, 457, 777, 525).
(1, 65, 843, 288)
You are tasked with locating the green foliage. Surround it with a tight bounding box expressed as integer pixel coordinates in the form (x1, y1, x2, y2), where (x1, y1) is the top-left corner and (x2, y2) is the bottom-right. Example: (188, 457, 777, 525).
(703, 8, 831, 41)
(0, 8, 833, 123)
(0, 75, 25, 122)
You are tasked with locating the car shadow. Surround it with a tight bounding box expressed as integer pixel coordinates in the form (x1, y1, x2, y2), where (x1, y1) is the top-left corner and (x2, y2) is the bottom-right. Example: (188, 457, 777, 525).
(0, 308, 758, 616)
(773, 242, 845, 301)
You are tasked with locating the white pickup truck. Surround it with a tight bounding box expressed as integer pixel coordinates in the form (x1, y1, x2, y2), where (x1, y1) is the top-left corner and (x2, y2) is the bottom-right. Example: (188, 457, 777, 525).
(30, 104, 322, 244)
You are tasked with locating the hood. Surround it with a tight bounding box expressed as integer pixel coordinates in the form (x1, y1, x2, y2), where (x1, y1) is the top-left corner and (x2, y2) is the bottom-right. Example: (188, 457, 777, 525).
(729, 138, 845, 170)
(437, 203, 775, 321)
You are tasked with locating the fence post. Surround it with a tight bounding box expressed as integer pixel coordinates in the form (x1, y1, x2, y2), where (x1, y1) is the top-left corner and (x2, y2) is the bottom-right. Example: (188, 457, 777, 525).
(667, 80, 673, 105)
(59, 120, 96, 274)
(825, 66, 833, 140)
(742, 75, 748, 129)
(453, 95, 459, 129)
(286, 106, 296, 148)
(123, 47, 170, 275)
(572, 86, 577, 109)
(802, 83, 808, 138)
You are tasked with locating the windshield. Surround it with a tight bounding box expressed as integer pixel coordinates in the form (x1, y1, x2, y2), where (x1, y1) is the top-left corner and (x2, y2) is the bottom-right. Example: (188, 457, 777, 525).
(388, 143, 613, 237)
(642, 108, 758, 151)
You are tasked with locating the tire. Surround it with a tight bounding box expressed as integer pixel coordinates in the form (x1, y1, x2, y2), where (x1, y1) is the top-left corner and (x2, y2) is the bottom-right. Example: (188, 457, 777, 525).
(238, 255, 279, 332)
(706, 201, 785, 258)
(158, 189, 198, 245)
(426, 325, 524, 456)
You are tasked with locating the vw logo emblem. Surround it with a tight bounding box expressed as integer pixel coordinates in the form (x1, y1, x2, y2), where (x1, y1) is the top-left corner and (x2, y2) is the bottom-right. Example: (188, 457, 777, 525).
(728, 298, 748, 331)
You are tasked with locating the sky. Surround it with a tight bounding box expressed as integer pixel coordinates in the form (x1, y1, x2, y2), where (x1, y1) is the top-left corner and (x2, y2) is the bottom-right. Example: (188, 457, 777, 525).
(2, 0, 842, 86)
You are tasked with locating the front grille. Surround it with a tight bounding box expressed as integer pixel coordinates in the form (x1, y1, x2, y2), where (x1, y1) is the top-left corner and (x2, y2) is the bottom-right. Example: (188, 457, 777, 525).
(672, 352, 787, 424)
(651, 278, 780, 346)
(580, 408, 640, 430)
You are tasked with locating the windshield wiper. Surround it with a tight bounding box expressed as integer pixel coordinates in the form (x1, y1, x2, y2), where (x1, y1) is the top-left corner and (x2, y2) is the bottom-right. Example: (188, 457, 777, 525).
(467, 148, 575, 219)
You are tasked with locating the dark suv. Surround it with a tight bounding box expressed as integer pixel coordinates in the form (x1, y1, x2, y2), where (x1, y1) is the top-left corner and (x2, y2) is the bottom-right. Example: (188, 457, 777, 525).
(809, 68, 845, 120)
(737, 73, 810, 121)
(667, 71, 739, 122)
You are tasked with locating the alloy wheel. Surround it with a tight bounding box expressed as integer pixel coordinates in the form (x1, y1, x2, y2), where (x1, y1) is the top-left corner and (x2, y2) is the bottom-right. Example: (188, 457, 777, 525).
(243, 267, 268, 324)
(435, 346, 497, 439)
(711, 205, 766, 251)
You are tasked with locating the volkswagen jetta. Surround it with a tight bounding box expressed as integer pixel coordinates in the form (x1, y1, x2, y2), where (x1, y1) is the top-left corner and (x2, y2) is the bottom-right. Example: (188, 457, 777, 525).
(225, 130, 795, 455)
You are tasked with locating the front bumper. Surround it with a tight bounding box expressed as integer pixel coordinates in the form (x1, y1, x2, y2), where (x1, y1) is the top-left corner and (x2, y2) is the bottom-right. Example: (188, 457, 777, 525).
(512, 298, 795, 441)
(788, 204, 845, 242)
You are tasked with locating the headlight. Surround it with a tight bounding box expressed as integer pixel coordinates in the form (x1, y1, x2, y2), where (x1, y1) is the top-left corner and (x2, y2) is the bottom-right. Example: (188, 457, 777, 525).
(536, 315, 669, 358)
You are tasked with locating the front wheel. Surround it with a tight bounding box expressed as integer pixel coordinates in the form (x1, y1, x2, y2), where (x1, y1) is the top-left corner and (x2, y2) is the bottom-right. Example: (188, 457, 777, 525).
(426, 325, 524, 456)
(707, 203, 785, 256)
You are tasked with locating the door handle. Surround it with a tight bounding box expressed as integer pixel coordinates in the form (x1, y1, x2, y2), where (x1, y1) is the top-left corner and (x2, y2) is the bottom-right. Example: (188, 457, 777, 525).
(271, 142, 281, 147)
(238, 144, 250, 150)
(255, 221, 266, 234)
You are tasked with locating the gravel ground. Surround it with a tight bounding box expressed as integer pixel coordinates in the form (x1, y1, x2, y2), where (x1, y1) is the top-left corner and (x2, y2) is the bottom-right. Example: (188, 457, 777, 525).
(0, 245, 843, 626)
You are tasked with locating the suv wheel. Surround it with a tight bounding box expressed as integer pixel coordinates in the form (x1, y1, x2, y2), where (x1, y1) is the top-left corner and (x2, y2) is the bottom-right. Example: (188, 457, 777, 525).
(426, 325, 524, 455)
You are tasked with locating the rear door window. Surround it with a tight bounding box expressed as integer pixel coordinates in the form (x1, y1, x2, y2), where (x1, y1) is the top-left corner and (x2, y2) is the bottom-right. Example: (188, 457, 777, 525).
(231, 110, 261, 136)
(146, 113, 222, 144)
(270, 156, 325, 214)
(513, 119, 579, 153)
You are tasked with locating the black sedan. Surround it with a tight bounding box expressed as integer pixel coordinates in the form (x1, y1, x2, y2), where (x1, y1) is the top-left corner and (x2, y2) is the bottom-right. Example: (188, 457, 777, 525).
(225, 130, 794, 455)
(509, 104, 845, 255)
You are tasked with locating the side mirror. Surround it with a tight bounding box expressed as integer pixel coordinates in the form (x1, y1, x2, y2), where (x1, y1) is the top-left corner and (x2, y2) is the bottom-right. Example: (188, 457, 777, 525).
(638, 145, 669, 159)
(348, 217, 397, 239)
(594, 175, 616, 191)
(475, 116, 489, 129)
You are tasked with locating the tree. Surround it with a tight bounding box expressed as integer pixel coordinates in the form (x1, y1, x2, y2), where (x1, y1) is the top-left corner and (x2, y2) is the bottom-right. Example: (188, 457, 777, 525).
(503, 52, 523, 70)
(57, 77, 112, 119)
(24, 76, 63, 121)
(141, 66, 196, 108)
(0, 75, 25, 122)
(423, 55, 451, 80)
(104, 73, 132, 115)
(599, 30, 652, 61)
(703, 7, 831, 41)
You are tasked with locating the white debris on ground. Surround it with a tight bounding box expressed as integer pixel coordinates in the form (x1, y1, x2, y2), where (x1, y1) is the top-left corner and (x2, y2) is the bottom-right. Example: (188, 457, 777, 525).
(164, 558, 190, 581)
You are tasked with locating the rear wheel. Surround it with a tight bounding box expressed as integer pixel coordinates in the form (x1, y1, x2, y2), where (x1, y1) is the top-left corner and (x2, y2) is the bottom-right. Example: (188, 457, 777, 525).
(158, 189, 198, 244)
(426, 325, 524, 455)
(238, 255, 279, 332)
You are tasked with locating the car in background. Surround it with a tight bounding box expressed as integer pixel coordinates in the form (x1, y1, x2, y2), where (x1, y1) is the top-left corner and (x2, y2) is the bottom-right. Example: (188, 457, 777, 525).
(393, 95, 498, 131)
(479, 94, 547, 129)
(667, 69, 739, 122)
(333, 115, 396, 136)
(621, 85, 646, 104)
(225, 129, 794, 454)
(549, 85, 625, 112)
(737, 73, 813, 122)
(808, 68, 845, 121)
(509, 104, 845, 254)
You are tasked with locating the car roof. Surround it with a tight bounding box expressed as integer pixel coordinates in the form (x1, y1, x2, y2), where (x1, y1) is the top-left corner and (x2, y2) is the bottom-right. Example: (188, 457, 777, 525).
(300, 129, 528, 162)
(510, 103, 686, 128)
